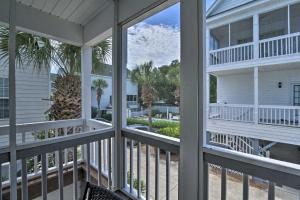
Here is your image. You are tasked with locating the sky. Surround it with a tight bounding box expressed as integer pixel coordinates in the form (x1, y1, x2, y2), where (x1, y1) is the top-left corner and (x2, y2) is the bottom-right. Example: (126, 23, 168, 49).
(127, 0, 216, 69)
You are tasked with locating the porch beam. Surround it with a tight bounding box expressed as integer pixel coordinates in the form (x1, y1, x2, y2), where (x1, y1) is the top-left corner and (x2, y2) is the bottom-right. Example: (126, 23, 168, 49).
(8, 0, 18, 199)
(179, 0, 205, 199)
(0, 0, 83, 46)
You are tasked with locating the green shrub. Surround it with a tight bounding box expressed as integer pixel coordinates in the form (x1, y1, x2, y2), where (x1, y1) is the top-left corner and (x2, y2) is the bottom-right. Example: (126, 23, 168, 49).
(101, 113, 112, 121)
(159, 126, 180, 138)
(127, 118, 179, 129)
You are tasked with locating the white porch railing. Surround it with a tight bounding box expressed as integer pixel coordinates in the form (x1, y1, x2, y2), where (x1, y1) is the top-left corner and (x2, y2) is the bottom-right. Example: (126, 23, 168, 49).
(209, 103, 300, 128)
(258, 105, 300, 127)
(0, 119, 114, 200)
(259, 32, 300, 59)
(209, 103, 254, 123)
(209, 42, 254, 66)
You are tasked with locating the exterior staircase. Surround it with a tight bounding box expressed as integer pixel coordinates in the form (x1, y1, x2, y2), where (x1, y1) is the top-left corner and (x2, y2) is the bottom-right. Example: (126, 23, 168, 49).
(209, 132, 268, 156)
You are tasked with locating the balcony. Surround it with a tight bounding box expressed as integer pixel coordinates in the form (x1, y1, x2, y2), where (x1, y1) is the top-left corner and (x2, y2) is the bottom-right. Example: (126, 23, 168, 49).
(208, 32, 300, 69)
(209, 104, 300, 127)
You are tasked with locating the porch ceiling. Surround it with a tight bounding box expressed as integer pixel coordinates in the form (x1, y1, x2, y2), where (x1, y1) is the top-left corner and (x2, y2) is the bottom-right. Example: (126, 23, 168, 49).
(17, 0, 110, 25)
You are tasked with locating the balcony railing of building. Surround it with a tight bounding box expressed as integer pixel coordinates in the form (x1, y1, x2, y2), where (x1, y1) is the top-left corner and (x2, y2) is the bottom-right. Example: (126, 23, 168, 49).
(208, 32, 300, 67)
(209, 103, 300, 128)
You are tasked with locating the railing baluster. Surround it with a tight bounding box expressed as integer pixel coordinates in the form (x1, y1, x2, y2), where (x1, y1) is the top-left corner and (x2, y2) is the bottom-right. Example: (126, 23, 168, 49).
(146, 145, 150, 200)
(166, 151, 171, 200)
(64, 128, 68, 165)
(98, 140, 102, 186)
(243, 174, 249, 200)
(221, 168, 227, 200)
(86, 143, 91, 182)
(137, 142, 141, 198)
(155, 148, 160, 200)
(58, 149, 64, 200)
(21, 159, 28, 200)
(108, 138, 112, 189)
(268, 182, 275, 200)
(73, 146, 78, 200)
(41, 153, 47, 200)
(129, 140, 133, 193)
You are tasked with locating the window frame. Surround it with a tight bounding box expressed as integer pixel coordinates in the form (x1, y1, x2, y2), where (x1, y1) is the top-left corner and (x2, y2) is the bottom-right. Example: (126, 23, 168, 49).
(0, 77, 9, 119)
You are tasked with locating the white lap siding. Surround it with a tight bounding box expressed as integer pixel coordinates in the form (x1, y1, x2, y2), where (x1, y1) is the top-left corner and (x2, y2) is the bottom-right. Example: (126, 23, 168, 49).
(217, 72, 254, 104)
(0, 63, 50, 126)
(217, 68, 300, 105)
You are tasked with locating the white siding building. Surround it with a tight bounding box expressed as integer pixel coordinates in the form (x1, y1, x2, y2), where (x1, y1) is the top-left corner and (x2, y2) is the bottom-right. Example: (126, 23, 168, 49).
(91, 74, 138, 111)
(0, 62, 50, 126)
(206, 0, 300, 161)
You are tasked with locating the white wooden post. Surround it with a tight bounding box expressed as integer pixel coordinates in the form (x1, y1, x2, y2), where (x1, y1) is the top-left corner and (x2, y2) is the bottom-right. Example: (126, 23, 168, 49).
(8, 0, 18, 199)
(254, 67, 259, 124)
(288, 5, 290, 34)
(179, 0, 206, 199)
(112, 0, 126, 190)
(81, 46, 92, 122)
(81, 45, 92, 184)
(253, 14, 259, 59)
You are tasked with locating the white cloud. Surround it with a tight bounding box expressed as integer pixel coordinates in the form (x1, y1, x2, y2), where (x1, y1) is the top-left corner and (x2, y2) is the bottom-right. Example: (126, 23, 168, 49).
(127, 22, 180, 69)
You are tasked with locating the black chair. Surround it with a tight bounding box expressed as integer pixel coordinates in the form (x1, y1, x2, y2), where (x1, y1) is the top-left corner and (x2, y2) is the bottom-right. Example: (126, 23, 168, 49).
(82, 182, 124, 200)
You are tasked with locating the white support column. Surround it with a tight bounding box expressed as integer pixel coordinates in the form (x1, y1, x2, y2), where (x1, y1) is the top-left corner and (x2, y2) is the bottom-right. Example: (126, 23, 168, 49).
(253, 14, 259, 59)
(254, 67, 259, 124)
(81, 46, 92, 123)
(179, 0, 205, 199)
(81, 45, 92, 184)
(206, 73, 210, 122)
(8, 0, 18, 199)
(288, 5, 291, 34)
(112, 0, 125, 190)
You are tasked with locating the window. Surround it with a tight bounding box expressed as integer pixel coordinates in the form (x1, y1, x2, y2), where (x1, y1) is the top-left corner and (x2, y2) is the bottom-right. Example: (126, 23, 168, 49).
(290, 3, 300, 33)
(0, 78, 9, 119)
(127, 95, 137, 102)
(293, 85, 300, 106)
(230, 18, 253, 46)
(210, 25, 229, 50)
(259, 7, 288, 40)
(124, 3, 180, 137)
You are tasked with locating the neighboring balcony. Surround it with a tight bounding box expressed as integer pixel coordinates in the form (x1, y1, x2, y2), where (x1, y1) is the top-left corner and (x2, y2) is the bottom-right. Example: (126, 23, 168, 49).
(208, 103, 300, 145)
(208, 32, 300, 68)
(207, 3, 300, 71)
(209, 103, 300, 127)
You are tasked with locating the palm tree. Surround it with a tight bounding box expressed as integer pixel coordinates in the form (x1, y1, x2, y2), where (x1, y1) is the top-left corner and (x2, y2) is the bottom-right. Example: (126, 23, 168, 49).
(0, 25, 112, 120)
(131, 61, 159, 130)
(92, 79, 108, 118)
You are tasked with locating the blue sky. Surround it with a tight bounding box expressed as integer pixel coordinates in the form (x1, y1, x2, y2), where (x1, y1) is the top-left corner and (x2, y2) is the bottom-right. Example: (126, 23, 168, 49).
(127, 0, 216, 69)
